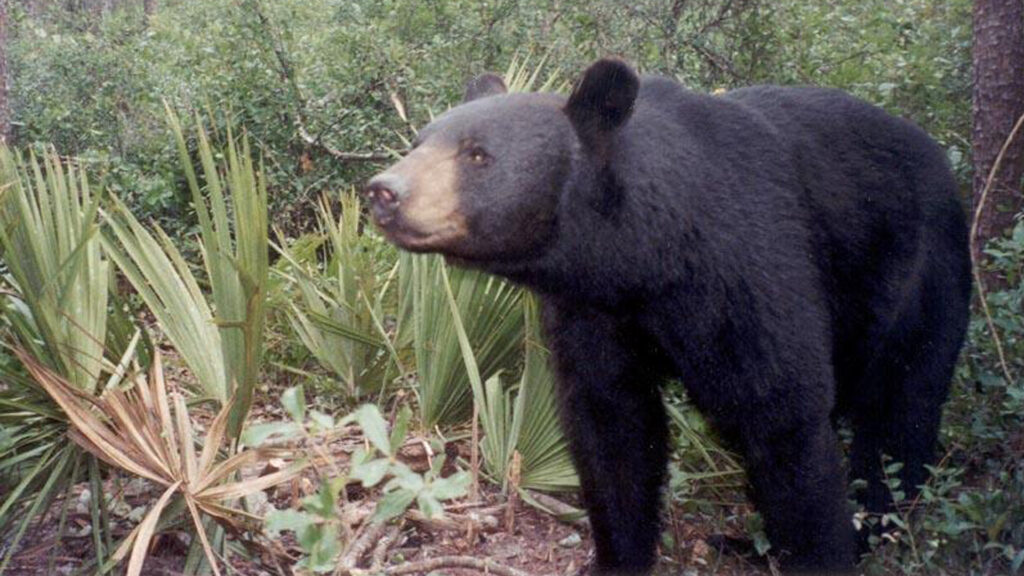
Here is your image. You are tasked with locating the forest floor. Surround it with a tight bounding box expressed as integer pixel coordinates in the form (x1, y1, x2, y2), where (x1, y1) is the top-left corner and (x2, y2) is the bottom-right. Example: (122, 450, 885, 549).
(2, 384, 775, 576)
(2, 346, 778, 576)
(3, 467, 774, 576)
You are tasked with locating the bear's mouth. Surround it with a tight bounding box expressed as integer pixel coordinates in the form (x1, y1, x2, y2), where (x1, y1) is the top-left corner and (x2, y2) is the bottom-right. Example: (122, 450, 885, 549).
(374, 214, 467, 254)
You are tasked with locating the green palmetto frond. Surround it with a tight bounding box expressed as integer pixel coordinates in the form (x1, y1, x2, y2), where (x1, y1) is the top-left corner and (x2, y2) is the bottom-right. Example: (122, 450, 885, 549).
(402, 253, 523, 430)
(463, 295, 578, 493)
(508, 296, 577, 491)
(503, 51, 569, 94)
(0, 147, 113, 571)
(102, 110, 269, 440)
(276, 191, 395, 397)
(0, 148, 107, 393)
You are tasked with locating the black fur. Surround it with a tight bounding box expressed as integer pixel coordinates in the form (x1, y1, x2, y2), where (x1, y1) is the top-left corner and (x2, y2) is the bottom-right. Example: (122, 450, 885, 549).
(370, 59, 972, 574)
(464, 73, 508, 102)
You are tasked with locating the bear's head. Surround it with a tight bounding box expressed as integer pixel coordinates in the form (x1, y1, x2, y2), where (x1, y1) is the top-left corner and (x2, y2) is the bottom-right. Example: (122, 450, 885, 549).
(365, 58, 639, 268)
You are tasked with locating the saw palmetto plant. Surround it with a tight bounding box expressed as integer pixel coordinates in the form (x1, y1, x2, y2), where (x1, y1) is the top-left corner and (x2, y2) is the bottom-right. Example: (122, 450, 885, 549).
(102, 110, 269, 441)
(449, 292, 578, 494)
(276, 191, 397, 398)
(401, 252, 524, 430)
(0, 147, 118, 571)
(0, 112, 272, 572)
(18, 349, 304, 576)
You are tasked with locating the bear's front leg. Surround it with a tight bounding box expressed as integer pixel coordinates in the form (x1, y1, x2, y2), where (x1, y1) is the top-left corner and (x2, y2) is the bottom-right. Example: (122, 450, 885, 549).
(541, 302, 670, 575)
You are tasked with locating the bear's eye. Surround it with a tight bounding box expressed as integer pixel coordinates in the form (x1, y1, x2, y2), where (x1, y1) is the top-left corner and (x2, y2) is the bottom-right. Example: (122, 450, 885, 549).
(467, 146, 490, 165)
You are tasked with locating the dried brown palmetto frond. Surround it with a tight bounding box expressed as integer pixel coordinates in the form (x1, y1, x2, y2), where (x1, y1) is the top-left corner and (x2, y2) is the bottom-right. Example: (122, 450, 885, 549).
(17, 348, 306, 576)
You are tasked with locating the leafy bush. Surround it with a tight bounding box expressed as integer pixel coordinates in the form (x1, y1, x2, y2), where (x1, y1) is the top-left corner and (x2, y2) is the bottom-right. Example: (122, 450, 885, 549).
(9, 0, 972, 238)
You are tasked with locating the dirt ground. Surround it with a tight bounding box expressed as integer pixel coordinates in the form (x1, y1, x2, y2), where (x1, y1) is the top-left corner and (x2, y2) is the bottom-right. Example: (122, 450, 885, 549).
(2, 349, 775, 576)
(3, 486, 774, 576)
(1, 438, 774, 576)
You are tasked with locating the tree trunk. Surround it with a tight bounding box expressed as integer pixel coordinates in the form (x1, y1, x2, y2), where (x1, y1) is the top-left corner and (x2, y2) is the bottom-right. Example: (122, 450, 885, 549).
(0, 0, 10, 146)
(972, 0, 1024, 265)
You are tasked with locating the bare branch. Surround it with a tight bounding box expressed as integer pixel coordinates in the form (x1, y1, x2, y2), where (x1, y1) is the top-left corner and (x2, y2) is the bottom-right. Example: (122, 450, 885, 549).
(248, 0, 392, 163)
(296, 122, 393, 162)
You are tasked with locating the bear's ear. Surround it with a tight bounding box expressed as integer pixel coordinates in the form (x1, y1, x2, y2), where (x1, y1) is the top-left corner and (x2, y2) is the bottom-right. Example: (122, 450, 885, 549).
(463, 73, 508, 103)
(565, 58, 639, 144)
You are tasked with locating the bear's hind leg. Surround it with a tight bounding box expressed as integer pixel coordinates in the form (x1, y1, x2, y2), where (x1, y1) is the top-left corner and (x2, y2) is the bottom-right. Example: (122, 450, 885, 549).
(542, 303, 670, 575)
(738, 412, 857, 571)
(848, 261, 969, 517)
(849, 333, 962, 516)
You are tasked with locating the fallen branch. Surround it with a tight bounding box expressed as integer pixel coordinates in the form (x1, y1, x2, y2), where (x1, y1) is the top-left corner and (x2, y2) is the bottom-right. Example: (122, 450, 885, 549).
(341, 519, 391, 569)
(404, 508, 499, 533)
(351, 555, 538, 576)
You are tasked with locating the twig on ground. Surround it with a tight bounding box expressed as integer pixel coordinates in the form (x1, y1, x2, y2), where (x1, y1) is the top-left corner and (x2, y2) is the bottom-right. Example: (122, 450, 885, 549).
(370, 525, 402, 570)
(524, 490, 589, 529)
(341, 520, 391, 569)
(404, 509, 499, 533)
(351, 555, 539, 576)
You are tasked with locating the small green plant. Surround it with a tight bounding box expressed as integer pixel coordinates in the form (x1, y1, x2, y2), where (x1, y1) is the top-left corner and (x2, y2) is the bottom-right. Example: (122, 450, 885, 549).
(471, 296, 578, 492)
(247, 388, 470, 574)
(399, 253, 524, 429)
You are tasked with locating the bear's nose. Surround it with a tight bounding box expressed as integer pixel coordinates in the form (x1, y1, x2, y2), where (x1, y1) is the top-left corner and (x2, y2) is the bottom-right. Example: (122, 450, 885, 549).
(364, 173, 407, 225)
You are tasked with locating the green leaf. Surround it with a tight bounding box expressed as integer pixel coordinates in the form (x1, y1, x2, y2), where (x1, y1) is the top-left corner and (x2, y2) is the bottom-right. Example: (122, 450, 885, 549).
(306, 523, 340, 573)
(241, 422, 302, 446)
(308, 410, 335, 432)
(430, 471, 470, 501)
(351, 458, 390, 488)
(281, 385, 306, 423)
(352, 404, 391, 457)
(429, 453, 446, 477)
(349, 447, 370, 466)
(373, 489, 417, 524)
(295, 522, 323, 552)
(416, 492, 443, 519)
(388, 462, 424, 492)
(301, 480, 337, 518)
(390, 404, 412, 456)
(265, 509, 317, 535)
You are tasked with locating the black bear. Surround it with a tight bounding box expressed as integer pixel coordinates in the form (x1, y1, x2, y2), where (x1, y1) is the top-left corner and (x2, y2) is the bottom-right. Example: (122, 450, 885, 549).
(365, 59, 972, 574)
